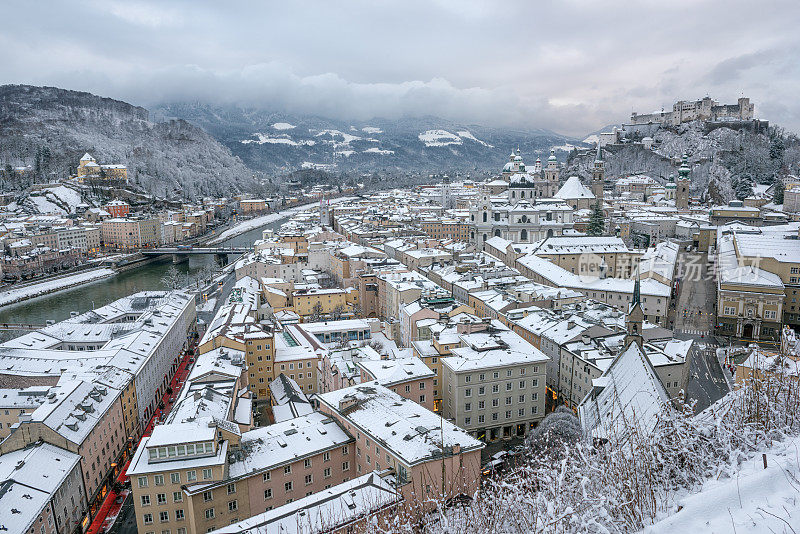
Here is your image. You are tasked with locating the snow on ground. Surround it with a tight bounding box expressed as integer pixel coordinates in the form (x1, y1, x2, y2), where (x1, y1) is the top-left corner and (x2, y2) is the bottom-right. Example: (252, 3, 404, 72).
(301, 161, 337, 171)
(25, 185, 84, 215)
(271, 122, 295, 130)
(208, 197, 357, 244)
(47, 185, 83, 211)
(552, 143, 579, 152)
(241, 133, 315, 146)
(197, 297, 217, 312)
(419, 130, 463, 147)
(361, 126, 382, 134)
(27, 195, 64, 214)
(363, 147, 395, 155)
(456, 130, 493, 148)
(335, 150, 355, 157)
(0, 268, 115, 307)
(314, 129, 362, 145)
(644, 434, 800, 534)
(583, 134, 600, 144)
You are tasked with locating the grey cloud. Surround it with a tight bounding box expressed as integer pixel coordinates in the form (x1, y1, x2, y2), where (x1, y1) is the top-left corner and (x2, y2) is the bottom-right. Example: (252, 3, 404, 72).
(1, 0, 799, 136)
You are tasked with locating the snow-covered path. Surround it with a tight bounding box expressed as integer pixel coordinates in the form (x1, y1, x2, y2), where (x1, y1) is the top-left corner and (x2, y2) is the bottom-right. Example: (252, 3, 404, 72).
(0, 268, 116, 307)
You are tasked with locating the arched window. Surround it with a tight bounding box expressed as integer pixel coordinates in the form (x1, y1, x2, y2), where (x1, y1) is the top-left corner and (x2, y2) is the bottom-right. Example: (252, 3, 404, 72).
(511, 191, 515, 198)
(471, 214, 474, 222)
(494, 229, 501, 237)
(521, 229, 528, 241)
(482, 212, 487, 223)
(482, 233, 487, 242)
(521, 191, 525, 199)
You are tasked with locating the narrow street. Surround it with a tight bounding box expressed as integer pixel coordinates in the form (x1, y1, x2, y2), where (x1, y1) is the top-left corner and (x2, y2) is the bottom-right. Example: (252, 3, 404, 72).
(88, 337, 198, 534)
(672, 249, 730, 413)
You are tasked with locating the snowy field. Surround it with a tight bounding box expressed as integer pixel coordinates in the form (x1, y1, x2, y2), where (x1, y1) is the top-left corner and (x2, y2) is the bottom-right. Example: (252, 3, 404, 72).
(208, 197, 356, 245)
(0, 268, 116, 307)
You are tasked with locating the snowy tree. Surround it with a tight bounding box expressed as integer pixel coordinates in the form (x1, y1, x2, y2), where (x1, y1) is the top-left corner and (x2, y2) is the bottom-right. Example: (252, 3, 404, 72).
(160, 266, 186, 289)
(773, 179, 784, 205)
(769, 134, 785, 163)
(734, 172, 754, 200)
(524, 406, 581, 456)
(310, 302, 324, 322)
(587, 201, 605, 236)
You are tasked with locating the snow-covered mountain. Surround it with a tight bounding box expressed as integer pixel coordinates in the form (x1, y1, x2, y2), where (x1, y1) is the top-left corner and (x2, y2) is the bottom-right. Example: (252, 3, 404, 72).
(151, 103, 586, 174)
(0, 85, 257, 198)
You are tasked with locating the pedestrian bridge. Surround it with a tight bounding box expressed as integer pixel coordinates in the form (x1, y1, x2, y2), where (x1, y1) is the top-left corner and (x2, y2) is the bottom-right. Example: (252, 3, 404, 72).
(141, 246, 253, 256)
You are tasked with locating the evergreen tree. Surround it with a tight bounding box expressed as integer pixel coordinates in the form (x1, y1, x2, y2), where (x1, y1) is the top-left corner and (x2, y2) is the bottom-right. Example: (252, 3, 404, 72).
(735, 173, 754, 200)
(769, 135, 785, 162)
(773, 179, 785, 205)
(588, 201, 605, 236)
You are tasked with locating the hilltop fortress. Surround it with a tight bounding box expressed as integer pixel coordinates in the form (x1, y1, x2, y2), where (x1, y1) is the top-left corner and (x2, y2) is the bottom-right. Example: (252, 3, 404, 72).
(630, 96, 754, 127)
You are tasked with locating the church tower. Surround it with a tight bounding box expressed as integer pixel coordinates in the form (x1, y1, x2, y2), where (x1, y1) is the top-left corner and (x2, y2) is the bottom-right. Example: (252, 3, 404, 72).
(441, 174, 453, 209)
(591, 145, 605, 201)
(624, 272, 644, 350)
(319, 198, 331, 227)
(544, 149, 559, 197)
(676, 153, 691, 210)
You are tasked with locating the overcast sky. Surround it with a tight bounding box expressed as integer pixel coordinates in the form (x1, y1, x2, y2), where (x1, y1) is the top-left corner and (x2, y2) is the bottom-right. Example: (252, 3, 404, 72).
(1, 0, 799, 137)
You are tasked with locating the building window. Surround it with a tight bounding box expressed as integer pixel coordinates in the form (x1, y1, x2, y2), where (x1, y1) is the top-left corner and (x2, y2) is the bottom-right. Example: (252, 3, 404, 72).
(157, 493, 167, 505)
(506, 410, 512, 419)
(187, 471, 196, 482)
(284, 465, 292, 475)
(159, 511, 169, 523)
(138, 477, 148, 488)
(204, 509, 214, 520)
(203, 491, 213, 502)
(465, 417, 471, 426)
(202, 469, 213, 480)
(263, 471, 271, 482)
(170, 473, 180, 484)
(478, 400, 485, 409)
(144, 514, 153, 525)
(304, 459, 311, 468)
(228, 501, 238, 512)
(324, 467, 331, 478)
(305, 474, 313, 485)
(284, 482, 293, 492)
(264, 489, 272, 500)
(175, 510, 184, 521)
(227, 483, 236, 494)
(154, 475, 164, 486)
(419, 395, 426, 403)
(323, 452, 330, 462)
(173, 492, 183, 503)
(465, 388, 472, 397)
(342, 461, 350, 471)
(465, 403, 471, 411)
(478, 386, 485, 395)
(141, 495, 151, 506)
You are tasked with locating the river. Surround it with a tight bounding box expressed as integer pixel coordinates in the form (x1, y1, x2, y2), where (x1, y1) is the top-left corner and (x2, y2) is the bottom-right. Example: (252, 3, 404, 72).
(0, 218, 286, 332)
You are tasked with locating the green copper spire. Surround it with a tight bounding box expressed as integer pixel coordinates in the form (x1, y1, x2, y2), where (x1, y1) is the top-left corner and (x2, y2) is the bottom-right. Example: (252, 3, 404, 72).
(678, 153, 691, 180)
